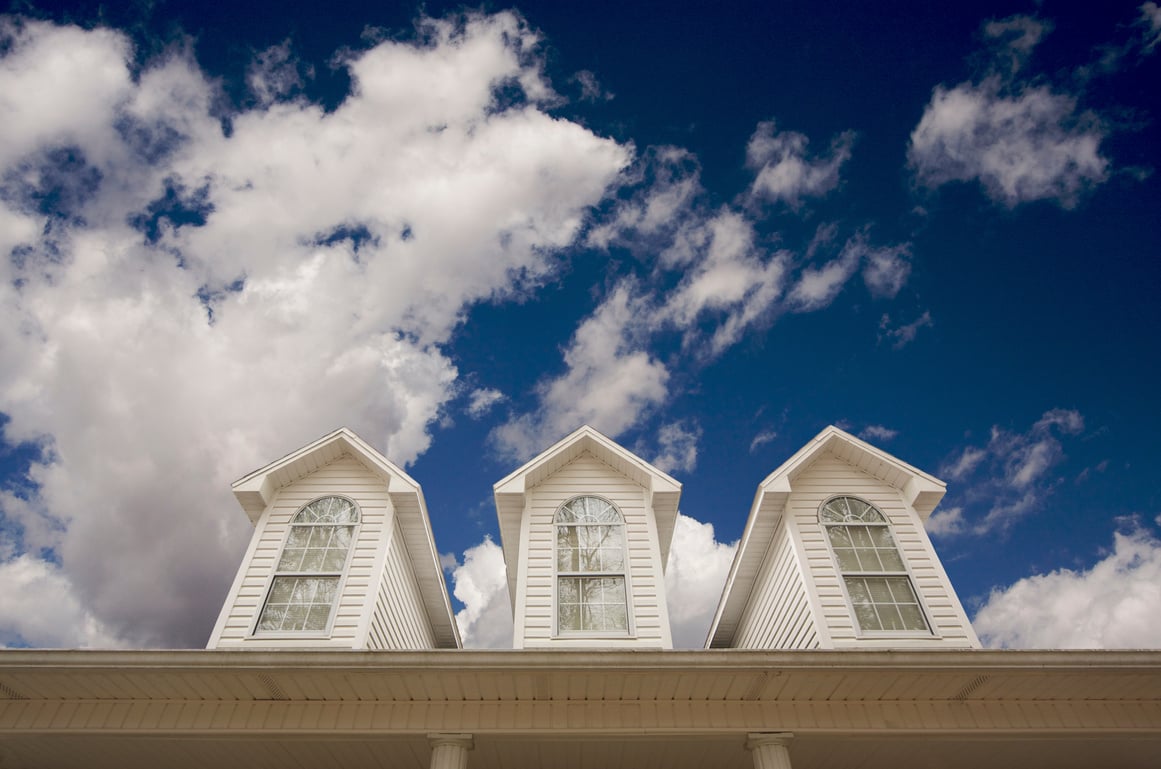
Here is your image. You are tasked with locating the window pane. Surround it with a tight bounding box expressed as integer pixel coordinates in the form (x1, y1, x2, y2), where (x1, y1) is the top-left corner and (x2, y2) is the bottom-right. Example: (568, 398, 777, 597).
(558, 578, 579, 604)
(833, 548, 859, 571)
(898, 604, 927, 631)
(853, 601, 881, 632)
(854, 547, 883, 571)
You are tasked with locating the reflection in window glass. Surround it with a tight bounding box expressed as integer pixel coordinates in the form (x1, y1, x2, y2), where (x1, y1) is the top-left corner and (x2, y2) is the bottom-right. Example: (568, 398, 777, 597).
(555, 497, 629, 634)
(256, 496, 358, 634)
(820, 496, 929, 634)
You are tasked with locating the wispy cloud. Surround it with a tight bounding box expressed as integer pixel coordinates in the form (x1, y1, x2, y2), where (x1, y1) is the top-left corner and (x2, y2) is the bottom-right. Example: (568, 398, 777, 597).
(745, 120, 856, 208)
(936, 409, 1085, 536)
(878, 311, 933, 348)
(859, 424, 898, 442)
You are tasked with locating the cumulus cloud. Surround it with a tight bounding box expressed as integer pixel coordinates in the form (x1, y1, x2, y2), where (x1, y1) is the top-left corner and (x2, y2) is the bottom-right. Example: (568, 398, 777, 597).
(0, 555, 123, 648)
(450, 514, 736, 649)
(451, 537, 514, 649)
(909, 16, 1112, 209)
(650, 420, 702, 475)
(938, 409, 1084, 535)
(665, 514, 738, 648)
(975, 525, 1161, 648)
(0, 12, 629, 647)
(746, 120, 855, 208)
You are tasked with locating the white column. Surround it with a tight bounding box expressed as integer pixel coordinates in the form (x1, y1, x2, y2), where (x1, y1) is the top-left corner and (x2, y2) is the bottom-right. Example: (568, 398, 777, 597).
(428, 733, 474, 769)
(746, 732, 793, 769)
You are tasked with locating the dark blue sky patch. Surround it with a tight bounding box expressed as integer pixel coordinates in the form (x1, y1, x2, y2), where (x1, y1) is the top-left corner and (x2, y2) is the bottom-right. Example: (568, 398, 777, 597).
(114, 112, 186, 165)
(128, 176, 213, 244)
(0, 146, 102, 223)
(195, 276, 245, 324)
(308, 223, 378, 259)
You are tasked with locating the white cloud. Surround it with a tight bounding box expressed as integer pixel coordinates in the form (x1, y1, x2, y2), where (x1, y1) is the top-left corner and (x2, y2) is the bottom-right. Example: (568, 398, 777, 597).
(943, 445, 987, 480)
(467, 387, 506, 418)
(0, 555, 123, 648)
(449, 513, 736, 650)
(650, 420, 702, 475)
(451, 537, 514, 649)
(572, 69, 612, 102)
(861, 243, 911, 299)
(981, 15, 1052, 75)
(749, 429, 777, 453)
(925, 506, 965, 537)
(746, 120, 855, 208)
(859, 425, 898, 442)
(0, 12, 630, 647)
(490, 282, 669, 460)
(665, 514, 738, 648)
(974, 526, 1161, 648)
(878, 310, 933, 348)
(786, 236, 862, 312)
(909, 78, 1107, 208)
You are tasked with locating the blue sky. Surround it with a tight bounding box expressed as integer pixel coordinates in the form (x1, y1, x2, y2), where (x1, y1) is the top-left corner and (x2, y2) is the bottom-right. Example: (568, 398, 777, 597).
(0, 0, 1159, 649)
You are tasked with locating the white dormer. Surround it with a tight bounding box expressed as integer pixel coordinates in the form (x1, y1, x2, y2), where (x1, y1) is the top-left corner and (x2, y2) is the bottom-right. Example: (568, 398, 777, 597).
(207, 428, 460, 650)
(493, 425, 681, 649)
(707, 425, 979, 650)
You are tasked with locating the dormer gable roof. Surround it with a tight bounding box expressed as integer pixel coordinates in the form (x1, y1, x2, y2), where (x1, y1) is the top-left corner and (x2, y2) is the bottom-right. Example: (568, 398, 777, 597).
(231, 427, 461, 648)
(493, 425, 682, 608)
(705, 425, 946, 648)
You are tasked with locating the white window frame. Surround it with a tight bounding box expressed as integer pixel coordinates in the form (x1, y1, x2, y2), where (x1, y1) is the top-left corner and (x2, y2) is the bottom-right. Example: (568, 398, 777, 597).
(552, 495, 633, 638)
(252, 495, 360, 638)
(819, 495, 934, 638)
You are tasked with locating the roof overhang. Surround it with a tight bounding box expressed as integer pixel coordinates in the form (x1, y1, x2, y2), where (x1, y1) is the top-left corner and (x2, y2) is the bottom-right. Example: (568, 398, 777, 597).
(1, 648, 1159, 769)
(706, 426, 946, 649)
(493, 425, 682, 608)
(231, 427, 461, 649)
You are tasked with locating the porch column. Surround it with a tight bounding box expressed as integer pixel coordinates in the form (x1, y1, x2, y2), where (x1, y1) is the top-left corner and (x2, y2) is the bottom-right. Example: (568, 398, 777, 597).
(428, 733, 474, 769)
(746, 732, 793, 769)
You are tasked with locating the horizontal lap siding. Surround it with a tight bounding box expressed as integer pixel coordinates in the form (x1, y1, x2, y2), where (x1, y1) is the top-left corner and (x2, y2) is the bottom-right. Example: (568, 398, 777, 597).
(790, 453, 976, 649)
(521, 453, 669, 648)
(367, 519, 437, 649)
(214, 455, 389, 649)
(733, 521, 819, 649)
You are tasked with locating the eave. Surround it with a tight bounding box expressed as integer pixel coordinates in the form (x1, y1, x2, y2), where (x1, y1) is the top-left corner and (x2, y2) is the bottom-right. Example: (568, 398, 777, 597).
(1, 649, 1159, 769)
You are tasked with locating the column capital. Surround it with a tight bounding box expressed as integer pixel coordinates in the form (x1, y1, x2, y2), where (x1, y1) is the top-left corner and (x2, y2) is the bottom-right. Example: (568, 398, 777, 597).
(427, 733, 474, 750)
(745, 732, 794, 750)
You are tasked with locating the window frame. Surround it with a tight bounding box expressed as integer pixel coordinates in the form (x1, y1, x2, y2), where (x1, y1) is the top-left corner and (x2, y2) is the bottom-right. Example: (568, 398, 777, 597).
(251, 495, 361, 638)
(552, 495, 634, 638)
(818, 495, 936, 638)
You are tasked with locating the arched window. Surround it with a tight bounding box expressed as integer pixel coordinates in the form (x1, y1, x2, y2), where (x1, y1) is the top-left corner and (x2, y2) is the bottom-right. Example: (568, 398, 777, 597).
(554, 496, 629, 634)
(255, 496, 359, 634)
(820, 496, 929, 634)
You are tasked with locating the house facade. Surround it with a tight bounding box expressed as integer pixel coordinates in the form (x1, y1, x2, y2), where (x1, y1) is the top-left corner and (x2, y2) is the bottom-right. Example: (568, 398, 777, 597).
(0, 425, 1159, 768)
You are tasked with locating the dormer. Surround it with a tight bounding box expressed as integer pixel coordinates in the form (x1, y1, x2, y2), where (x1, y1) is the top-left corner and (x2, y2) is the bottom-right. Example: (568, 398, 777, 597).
(707, 425, 979, 650)
(493, 425, 681, 649)
(207, 428, 460, 650)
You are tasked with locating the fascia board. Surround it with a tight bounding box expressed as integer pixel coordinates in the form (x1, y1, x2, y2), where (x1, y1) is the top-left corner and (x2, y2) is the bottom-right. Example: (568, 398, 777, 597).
(705, 474, 792, 648)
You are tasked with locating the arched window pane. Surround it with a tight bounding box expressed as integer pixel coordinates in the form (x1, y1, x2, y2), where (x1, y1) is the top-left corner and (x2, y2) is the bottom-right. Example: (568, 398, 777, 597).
(555, 496, 629, 634)
(820, 496, 928, 634)
(257, 496, 359, 635)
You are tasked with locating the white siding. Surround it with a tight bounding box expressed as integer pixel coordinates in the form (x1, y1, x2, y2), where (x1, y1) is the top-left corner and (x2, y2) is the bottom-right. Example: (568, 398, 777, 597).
(733, 519, 820, 649)
(367, 518, 437, 649)
(517, 452, 672, 649)
(210, 455, 390, 649)
(788, 452, 977, 649)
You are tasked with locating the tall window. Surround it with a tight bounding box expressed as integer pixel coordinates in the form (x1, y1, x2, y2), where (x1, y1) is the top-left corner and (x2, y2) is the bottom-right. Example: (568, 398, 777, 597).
(255, 496, 358, 634)
(555, 496, 629, 635)
(820, 496, 930, 634)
